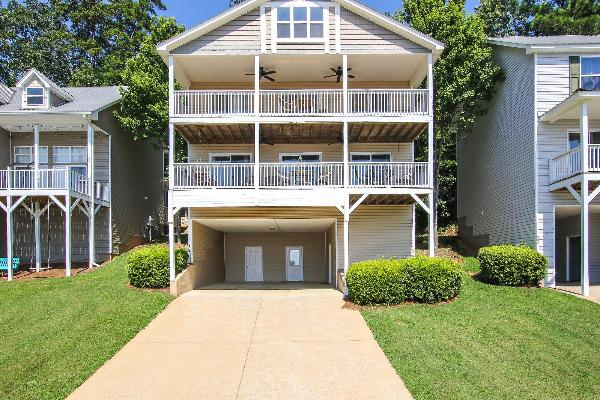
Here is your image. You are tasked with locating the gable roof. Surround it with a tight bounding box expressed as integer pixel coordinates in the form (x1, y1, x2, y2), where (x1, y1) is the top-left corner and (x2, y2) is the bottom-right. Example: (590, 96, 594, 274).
(157, 0, 444, 56)
(0, 86, 121, 115)
(489, 35, 600, 54)
(16, 68, 74, 102)
(0, 84, 13, 105)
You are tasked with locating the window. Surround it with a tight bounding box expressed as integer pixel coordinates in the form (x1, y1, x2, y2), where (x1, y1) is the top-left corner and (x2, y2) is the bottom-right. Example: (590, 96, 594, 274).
(209, 154, 252, 163)
(13, 146, 48, 165)
(53, 146, 87, 164)
(25, 87, 45, 107)
(280, 153, 321, 162)
(568, 131, 600, 150)
(277, 6, 324, 40)
(351, 153, 392, 162)
(581, 57, 600, 91)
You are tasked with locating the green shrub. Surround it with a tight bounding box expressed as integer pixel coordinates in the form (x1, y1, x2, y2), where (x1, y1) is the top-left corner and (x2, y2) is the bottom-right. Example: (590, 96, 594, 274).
(127, 244, 189, 289)
(478, 244, 548, 286)
(346, 256, 462, 305)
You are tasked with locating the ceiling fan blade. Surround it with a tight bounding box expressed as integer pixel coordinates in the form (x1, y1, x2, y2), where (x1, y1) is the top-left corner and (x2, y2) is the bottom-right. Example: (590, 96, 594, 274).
(330, 68, 338, 73)
(348, 75, 356, 79)
(323, 74, 337, 78)
(264, 75, 276, 82)
(264, 71, 277, 75)
(347, 67, 353, 72)
(245, 73, 255, 76)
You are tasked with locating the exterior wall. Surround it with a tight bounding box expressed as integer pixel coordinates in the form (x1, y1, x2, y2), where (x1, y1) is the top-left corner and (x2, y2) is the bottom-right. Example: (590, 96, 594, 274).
(0, 129, 8, 256)
(189, 143, 413, 162)
(173, 9, 261, 55)
(326, 222, 336, 282)
(190, 221, 225, 286)
(457, 45, 537, 248)
(96, 106, 164, 253)
(224, 231, 327, 283)
(10, 131, 109, 181)
(189, 81, 411, 90)
(535, 55, 570, 116)
(555, 211, 600, 284)
(535, 119, 600, 284)
(190, 204, 414, 281)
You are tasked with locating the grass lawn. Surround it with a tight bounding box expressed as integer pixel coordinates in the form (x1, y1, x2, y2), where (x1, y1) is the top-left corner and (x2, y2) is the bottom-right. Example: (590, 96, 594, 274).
(364, 257, 600, 400)
(0, 254, 173, 400)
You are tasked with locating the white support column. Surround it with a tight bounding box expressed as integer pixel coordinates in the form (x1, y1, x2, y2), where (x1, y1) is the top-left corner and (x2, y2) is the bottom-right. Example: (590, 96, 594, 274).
(168, 122, 176, 282)
(108, 134, 113, 256)
(428, 193, 435, 257)
(168, 55, 175, 117)
(33, 124, 40, 189)
(6, 196, 13, 281)
(254, 55, 260, 116)
(581, 102, 590, 297)
(34, 201, 41, 272)
(65, 194, 72, 277)
(343, 122, 349, 188)
(254, 123, 260, 192)
(343, 196, 350, 289)
(342, 54, 349, 115)
(87, 123, 95, 268)
(427, 52, 436, 256)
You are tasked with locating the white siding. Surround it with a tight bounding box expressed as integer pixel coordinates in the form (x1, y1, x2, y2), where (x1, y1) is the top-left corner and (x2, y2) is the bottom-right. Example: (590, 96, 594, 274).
(457, 46, 537, 247)
(535, 55, 570, 115)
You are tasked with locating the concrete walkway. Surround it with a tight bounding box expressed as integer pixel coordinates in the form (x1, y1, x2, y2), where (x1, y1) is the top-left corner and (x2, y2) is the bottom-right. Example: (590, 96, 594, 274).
(69, 287, 412, 400)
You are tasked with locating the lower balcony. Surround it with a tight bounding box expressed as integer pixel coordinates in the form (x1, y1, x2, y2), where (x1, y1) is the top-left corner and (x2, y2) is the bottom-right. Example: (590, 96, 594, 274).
(173, 162, 430, 190)
(550, 145, 600, 187)
(0, 168, 110, 203)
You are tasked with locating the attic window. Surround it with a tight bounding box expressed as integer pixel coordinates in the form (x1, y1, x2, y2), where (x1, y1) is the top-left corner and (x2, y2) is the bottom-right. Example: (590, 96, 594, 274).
(25, 87, 45, 107)
(276, 6, 324, 40)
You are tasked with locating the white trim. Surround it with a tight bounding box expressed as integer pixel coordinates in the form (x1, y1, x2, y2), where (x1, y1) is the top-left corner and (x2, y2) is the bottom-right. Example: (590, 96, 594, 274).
(349, 152, 393, 162)
(334, 4, 341, 53)
(349, 193, 368, 214)
(209, 152, 253, 162)
(324, 6, 330, 53)
(271, 6, 278, 53)
(334, 216, 338, 288)
(580, 56, 600, 90)
(567, 185, 582, 204)
(245, 246, 264, 282)
(260, 5, 267, 53)
(534, 52, 541, 253)
(278, 152, 322, 162)
(489, 39, 600, 55)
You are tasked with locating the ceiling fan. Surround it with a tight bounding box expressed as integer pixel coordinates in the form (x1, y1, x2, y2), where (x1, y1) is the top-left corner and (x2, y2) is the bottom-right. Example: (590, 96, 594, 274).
(246, 67, 277, 82)
(324, 66, 355, 83)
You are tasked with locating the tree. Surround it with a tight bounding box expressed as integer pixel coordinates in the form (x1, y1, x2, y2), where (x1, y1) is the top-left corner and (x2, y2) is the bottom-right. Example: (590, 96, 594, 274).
(115, 16, 186, 159)
(476, 0, 532, 37)
(398, 0, 503, 229)
(229, 0, 245, 6)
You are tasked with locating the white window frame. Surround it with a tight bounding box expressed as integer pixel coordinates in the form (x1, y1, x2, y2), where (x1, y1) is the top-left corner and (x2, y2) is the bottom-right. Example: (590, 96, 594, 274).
(580, 56, 600, 91)
(24, 86, 46, 108)
(566, 129, 600, 151)
(13, 146, 49, 165)
(53, 146, 88, 165)
(208, 153, 253, 163)
(273, 1, 327, 43)
(350, 152, 393, 162)
(279, 152, 322, 162)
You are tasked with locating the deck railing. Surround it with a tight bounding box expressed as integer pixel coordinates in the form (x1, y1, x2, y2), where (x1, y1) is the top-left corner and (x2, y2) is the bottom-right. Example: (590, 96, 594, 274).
(172, 89, 429, 117)
(550, 145, 600, 183)
(259, 162, 344, 188)
(173, 162, 429, 189)
(349, 162, 430, 187)
(0, 168, 110, 202)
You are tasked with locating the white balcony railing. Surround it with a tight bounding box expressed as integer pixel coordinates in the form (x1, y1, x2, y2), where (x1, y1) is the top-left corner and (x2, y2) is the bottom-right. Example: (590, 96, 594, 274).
(0, 168, 110, 202)
(174, 90, 254, 117)
(550, 145, 600, 184)
(260, 162, 344, 188)
(172, 89, 429, 117)
(173, 162, 429, 189)
(349, 162, 430, 187)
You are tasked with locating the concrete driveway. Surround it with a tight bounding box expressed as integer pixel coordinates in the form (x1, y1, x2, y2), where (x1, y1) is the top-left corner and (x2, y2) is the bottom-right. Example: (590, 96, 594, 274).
(68, 287, 412, 400)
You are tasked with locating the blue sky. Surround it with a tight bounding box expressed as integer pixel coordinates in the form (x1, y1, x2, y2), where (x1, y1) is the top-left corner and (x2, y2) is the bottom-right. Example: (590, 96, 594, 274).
(160, 0, 480, 28)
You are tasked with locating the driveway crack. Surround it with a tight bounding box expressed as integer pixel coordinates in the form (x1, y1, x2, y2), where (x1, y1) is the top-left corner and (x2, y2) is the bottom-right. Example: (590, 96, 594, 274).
(235, 290, 264, 399)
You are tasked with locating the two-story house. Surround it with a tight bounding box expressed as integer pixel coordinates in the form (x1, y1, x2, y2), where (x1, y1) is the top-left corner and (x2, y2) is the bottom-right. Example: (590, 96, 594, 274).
(0, 68, 164, 280)
(158, 0, 443, 290)
(457, 36, 600, 297)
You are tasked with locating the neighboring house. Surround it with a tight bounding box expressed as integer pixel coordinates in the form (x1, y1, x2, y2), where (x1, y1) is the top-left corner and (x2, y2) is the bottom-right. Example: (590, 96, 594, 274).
(0, 68, 164, 280)
(158, 0, 443, 290)
(457, 35, 600, 296)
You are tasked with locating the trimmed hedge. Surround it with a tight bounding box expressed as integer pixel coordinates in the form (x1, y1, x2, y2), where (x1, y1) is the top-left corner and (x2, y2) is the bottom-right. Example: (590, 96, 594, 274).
(478, 244, 548, 287)
(346, 256, 462, 305)
(127, 244, 189, 289)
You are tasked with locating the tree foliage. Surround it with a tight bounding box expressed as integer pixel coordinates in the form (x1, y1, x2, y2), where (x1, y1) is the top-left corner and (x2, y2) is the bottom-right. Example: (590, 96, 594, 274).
(399, 0, 503, 227)
(0, 0, 166, 86)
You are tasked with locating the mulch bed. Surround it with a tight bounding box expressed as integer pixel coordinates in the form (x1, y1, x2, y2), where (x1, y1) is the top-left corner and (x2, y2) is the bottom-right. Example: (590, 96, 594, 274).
(1, 264, 99, 281)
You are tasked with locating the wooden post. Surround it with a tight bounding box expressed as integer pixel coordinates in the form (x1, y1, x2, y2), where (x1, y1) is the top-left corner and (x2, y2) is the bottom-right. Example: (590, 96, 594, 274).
(65, 195, 72, 277)
(6, 195, 13, 281)
(34, 201, 41, 272)
(87, 123, 95, 268)
(581, 102, 589, 296)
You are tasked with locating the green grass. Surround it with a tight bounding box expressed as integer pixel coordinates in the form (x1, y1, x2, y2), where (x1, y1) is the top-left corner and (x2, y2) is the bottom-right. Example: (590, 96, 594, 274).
(0, 254, 173, 400)
(363, 257, 600, 400)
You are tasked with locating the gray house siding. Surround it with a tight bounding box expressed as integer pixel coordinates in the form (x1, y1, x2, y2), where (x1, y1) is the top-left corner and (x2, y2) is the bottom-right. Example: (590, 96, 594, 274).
(97, 106, 164, 253)
(457, 45, 537, 248)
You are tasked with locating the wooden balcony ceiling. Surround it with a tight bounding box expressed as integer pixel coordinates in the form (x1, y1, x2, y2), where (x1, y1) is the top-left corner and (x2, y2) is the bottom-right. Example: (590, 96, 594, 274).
(177, 122, 427, 144)
(350, 194, 416, 205)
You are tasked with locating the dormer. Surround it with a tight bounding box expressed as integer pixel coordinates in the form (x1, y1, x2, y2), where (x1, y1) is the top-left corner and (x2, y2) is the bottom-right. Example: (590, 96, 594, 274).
(15, 68, 73, 110)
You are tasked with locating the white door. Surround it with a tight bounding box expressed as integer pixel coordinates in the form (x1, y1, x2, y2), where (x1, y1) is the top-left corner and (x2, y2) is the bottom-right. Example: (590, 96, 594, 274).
(286, 246, 304, 282)
(245, 247, 263, 282)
